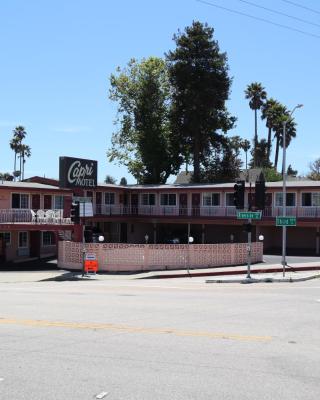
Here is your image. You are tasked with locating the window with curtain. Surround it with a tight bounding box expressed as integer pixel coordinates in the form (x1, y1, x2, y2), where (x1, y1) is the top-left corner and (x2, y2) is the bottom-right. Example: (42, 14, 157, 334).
(203, 193, 220, 206)
(275, 193, 296, 207)
(160, 194, 176, 206)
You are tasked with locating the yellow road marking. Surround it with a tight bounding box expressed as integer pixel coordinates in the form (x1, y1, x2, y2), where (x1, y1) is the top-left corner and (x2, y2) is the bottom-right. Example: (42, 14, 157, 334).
(0, 317, 271, 342)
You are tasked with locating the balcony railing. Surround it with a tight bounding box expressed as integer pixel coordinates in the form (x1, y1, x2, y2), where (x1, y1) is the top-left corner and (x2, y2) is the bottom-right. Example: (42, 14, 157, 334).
(93, 204, 320, 219)
(0, 209, 72, 224)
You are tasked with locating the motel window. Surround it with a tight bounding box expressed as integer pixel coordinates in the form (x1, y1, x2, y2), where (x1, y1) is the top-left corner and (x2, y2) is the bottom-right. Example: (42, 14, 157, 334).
(18, 232, 28, 248)
(12, 193, 29, 209)
(302, 192, 320, 207)
(275, 193, 296, 207)
(160, 193, 176, 206)
(203, 193, 220, 206)
(141, 193, 155, 206)
(54, 195, 64, 210)
(42, 232, 55, 246)
(104, 193, 115, 205)
(0, 232, 11, 245)
(226, 193, 235, 207)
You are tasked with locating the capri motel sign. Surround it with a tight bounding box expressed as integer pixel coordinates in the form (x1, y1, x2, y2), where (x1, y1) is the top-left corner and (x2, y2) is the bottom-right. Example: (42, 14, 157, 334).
(59, 156, 97, 188)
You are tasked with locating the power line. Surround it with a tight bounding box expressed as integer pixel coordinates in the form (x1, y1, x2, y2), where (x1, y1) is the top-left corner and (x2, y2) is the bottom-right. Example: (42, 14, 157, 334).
(280, 0, 320, 16)
(236, 0, 320, 28)
(196, 0, 320, 39)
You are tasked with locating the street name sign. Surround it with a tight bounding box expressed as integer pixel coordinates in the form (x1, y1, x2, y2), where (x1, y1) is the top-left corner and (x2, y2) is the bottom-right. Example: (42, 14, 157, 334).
(237, 211, 262, 220)
(276, 216, 296, 226)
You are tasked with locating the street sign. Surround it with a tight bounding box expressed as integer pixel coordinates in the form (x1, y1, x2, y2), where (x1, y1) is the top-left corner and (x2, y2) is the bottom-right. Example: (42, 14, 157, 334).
(237, 211, 262, 220)
(276, 216, 296, 226)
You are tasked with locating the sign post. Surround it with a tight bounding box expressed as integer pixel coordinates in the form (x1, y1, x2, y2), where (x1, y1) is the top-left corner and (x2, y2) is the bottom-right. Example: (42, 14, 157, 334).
(237, 212, 261, 279)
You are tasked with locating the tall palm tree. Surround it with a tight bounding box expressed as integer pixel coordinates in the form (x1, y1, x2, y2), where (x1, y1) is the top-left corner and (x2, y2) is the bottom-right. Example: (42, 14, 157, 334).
(261, 98, 280, 164)
(9, 126, 27, 181)
(241, 139, 251, 181)
(245, 82, 267, 167)
(273, 109, 297, 170)
(20, 144, 31, 180)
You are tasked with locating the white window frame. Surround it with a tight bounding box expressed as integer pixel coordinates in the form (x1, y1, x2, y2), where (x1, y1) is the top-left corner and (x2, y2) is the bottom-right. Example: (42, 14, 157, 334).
(12, 193, 30, 209)
(18, 232, 28, 248)
(140, 193, 156, 206)
(202, 192, 221, 207)
(225, 192, 235, 207)
(275, 192, 296, 207)
(160, 193, 176, 206)
(104, 192, 115, 205)
(0, 232, 11, 245)
(301, 192, 320, 207)
(42, 231, 55, 246)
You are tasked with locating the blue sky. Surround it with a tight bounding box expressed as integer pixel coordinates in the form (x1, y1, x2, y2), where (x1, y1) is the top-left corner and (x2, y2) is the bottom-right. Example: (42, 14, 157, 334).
(0, 0, 319, 183)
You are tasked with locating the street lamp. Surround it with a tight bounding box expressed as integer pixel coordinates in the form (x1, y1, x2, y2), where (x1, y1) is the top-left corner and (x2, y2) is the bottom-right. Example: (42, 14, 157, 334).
(281, 104, 303, 277)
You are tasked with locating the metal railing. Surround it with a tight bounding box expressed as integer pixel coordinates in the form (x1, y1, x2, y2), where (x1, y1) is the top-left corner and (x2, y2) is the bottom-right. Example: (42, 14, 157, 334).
(92, 204, 320, 219)
(0, 209, 72, 224)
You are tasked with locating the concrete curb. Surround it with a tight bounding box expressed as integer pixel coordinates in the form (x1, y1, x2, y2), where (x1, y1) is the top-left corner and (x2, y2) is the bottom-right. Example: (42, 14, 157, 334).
(206, 274, 320, 284)
(144, 266, 320, 279)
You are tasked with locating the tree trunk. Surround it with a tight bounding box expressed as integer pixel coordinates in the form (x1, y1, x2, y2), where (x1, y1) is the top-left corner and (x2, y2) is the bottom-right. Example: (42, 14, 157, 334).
(274, 136, 280, 170)
(193, 133, 200, 183)
(267, 126, 272, 164)
(13, 152, 17, 181)
(254, 109, 258, 168)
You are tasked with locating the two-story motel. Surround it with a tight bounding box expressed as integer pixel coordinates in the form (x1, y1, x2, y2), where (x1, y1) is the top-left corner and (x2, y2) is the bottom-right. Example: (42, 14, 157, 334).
(1, 176, 320, 264)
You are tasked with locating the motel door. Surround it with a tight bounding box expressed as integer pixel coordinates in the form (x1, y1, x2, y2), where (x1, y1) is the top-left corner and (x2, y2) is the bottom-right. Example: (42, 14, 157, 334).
(96, 192, 102, 214)
(192, 193, 200, 216)
(131, 194, 139, 215)
(30, 231, 41, 258)
(44, 195, 52, 210)
(179, 193, 188, 216)
(31, 194, 40, 210)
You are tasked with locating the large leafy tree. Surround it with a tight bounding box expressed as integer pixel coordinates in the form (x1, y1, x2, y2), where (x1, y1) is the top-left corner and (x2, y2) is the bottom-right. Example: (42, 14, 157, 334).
(245, 82, 267, 167)
(202, 136, 242, 183)
(167, 21, 235, 183)
(308, 159, 320, 180)
(108, 57, 181, 184)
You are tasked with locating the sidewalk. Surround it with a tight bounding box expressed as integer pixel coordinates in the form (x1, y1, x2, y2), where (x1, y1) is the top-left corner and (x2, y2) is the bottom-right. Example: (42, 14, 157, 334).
(0, 261, 319, 283)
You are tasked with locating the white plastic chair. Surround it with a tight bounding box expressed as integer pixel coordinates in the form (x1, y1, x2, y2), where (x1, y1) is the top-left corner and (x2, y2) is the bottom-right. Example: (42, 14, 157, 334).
(36, 209, 46, 223)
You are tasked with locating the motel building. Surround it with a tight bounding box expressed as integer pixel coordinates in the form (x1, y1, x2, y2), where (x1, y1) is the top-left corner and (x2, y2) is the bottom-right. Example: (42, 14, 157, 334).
(2, 161, 320, 267)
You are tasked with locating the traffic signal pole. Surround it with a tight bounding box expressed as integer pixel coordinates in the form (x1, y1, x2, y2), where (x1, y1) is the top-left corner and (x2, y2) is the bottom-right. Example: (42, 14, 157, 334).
(247, 183, 252, 279)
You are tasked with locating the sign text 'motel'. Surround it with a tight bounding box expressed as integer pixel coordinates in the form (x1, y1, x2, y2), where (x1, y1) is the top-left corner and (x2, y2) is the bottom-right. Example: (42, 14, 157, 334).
(59, 156, 97, 188)
(237, 211, 262, 220)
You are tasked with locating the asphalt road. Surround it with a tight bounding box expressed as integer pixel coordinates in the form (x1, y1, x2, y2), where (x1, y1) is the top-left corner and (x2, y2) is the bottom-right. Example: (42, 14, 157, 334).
(0, 278, 319, 400)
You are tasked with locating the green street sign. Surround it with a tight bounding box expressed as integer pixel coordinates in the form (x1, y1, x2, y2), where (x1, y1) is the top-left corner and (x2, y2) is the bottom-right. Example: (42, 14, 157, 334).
(276, 216, 296, 226)
(237, 211, 262, 220)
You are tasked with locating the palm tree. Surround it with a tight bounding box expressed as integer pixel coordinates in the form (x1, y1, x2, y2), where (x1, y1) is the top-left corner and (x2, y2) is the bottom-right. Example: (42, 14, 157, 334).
(245, 83, 267, 167)
(9, 136, 20, 180)
(20, 144, 31, 180)
(273, 109, 297, 170)
(261, 98, 280, 164)
(10, 126, 27, 180)
(241, 139, 251, 181)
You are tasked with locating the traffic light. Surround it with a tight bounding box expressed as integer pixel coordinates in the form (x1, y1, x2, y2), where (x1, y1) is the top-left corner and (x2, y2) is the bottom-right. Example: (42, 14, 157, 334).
(255, 181, 266, 210)
(243, 223, 252, 233)
(233, 180, 245, 209)
(70, 201, 80, 224)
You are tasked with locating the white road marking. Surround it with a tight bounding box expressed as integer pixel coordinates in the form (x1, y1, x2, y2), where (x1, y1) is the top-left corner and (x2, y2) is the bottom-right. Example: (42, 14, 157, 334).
(0, 378, 4, 382)
(96, 392, 109, 399)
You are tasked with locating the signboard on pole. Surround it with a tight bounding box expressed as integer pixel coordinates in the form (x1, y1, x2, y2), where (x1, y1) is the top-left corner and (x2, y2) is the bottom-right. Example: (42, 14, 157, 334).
(276, 216, 296, 226)
(59, 156, 97, 188)
(237, 211, 262, 220)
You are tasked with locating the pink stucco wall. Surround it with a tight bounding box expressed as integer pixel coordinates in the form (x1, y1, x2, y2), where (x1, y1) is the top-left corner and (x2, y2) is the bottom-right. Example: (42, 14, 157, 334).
(58, 241, 263, 272)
